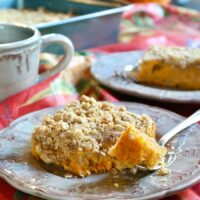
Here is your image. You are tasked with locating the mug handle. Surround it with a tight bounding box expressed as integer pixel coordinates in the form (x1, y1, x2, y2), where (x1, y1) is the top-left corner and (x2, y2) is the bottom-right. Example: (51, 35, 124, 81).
(38, 34, 74, 82)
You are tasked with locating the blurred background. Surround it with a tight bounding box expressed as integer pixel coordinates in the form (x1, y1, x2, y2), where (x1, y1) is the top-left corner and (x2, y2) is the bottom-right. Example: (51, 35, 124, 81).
(0, 0, 199, 10)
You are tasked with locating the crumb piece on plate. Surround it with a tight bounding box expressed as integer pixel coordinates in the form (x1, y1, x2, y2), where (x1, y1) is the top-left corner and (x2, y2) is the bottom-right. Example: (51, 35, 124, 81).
(156, 167, 171, 176)
(114, 183, 119, 187)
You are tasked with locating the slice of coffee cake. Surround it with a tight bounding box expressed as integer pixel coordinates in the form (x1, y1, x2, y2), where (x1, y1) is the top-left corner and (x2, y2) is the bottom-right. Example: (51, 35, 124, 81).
(32, 96, 165, 177)
(132, 46, 200, 89)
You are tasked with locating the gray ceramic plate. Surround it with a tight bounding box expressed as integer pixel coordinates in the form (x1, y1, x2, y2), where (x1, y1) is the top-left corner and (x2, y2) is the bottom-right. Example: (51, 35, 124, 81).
(0, 102, 200, 200)
(91, 51, 200, 103)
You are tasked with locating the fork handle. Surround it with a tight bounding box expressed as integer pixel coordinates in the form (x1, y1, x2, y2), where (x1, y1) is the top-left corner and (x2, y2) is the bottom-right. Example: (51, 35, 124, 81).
(159, 109, 200, 146)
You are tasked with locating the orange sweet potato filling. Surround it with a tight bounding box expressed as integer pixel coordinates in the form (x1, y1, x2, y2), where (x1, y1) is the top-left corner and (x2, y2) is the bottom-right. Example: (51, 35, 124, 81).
(109, 126, 167, 170)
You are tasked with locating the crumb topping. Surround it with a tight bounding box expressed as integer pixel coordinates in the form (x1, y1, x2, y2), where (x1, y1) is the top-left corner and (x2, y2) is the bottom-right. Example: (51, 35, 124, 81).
(33, 95, 155, 153)
(141, 46, 200, 68)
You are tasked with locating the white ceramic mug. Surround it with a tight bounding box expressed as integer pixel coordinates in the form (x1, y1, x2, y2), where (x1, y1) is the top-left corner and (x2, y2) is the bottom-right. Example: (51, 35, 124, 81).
(0, 23, 74, 101)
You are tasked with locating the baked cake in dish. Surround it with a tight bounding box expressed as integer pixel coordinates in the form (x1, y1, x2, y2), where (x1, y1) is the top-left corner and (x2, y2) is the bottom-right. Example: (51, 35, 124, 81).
(132, 46, 200, 90)
(31, 96, 166, 177)
(0, 8, 72, 25)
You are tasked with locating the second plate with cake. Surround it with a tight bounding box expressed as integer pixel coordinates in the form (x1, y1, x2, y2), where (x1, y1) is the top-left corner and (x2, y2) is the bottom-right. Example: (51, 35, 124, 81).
(91, 48, 200, 103)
